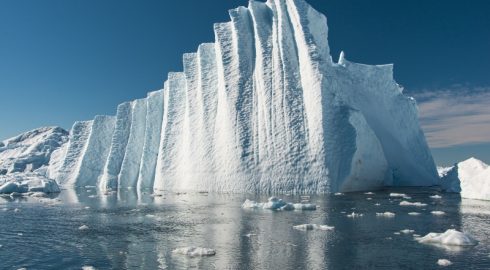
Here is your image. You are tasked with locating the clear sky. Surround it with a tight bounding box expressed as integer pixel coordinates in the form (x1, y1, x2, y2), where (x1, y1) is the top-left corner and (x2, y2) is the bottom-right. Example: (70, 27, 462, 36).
(1, 0, 489, 166)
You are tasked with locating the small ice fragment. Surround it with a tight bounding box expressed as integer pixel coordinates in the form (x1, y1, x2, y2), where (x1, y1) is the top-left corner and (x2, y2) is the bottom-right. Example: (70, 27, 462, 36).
(400, 201, 427, 207)
(374, 203, 381, 206)
(84, 206, 90, 209)
(293, 224, 334, 231)
(364, 192, 374, 195)
(172, 247, 216, 257)
(431, 211, 446, 216)
(79, 225, 89, 231)
(394, 232, 400, 235)
(14, 208, 20, 212)
(402, 196, 412, 200)
(400, 229, 415, 234)
(334, 193, 343, 196)
(17, 233, 23, 236)
(437, 259, 452, 266)
(88, 195, 96, 198)
(145, 214, 156, 218)
(389, 193, 406, 198)
(416, 229, 478, 246)
(82, 266, 96, 270)
(244, 233, 256, 238)
(430, 195, 442, 199)
(376, 212, 395, 218)
(366, 198, 372, 200)
(408, 212, 421, 216)
(347, 212, 363, 218)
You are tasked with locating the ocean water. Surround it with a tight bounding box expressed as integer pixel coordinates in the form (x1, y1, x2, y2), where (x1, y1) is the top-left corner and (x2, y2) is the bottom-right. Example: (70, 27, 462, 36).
(0, 188, 489, 269)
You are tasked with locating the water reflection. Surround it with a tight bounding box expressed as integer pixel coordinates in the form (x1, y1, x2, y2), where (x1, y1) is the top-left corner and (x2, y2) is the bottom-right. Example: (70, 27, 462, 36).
(1, 188, 490, 269)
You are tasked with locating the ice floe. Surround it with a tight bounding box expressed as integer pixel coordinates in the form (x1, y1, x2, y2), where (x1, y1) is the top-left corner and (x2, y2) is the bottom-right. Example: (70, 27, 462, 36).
(437, 259, 452, 266)
(416, 229, 478, 246)
(376, 212, 395, 218)
(242, 197, 316, 211)
(172, 247, 216, 257)
(293, 224, 335, 231)
(399, 201, 427, 207)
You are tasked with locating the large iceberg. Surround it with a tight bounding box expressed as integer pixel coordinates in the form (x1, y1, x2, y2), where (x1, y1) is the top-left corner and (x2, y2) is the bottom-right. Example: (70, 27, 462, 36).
(439, 157, 490, 200)
(4, 0, 439, 193)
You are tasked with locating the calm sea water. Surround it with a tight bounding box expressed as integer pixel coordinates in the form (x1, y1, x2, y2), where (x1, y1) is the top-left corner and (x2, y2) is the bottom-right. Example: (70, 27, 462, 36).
(0, 188, 489, 270)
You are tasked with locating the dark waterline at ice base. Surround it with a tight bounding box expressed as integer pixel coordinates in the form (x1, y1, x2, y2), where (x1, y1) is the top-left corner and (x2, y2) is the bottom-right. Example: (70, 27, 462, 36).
(1, 188, 489, 269)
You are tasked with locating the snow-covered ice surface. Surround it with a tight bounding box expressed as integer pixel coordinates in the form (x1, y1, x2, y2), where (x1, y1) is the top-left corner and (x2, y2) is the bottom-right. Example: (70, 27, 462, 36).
(439, 157, 490, 201)
(0, 127, 68, 174)
(1, 189, 490, 269)
(11, 0, 438, 194)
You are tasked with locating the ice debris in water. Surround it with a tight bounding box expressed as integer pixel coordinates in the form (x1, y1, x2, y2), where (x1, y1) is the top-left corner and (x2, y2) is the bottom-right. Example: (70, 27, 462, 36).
(293, 224, 334, 231)
(408, 212, 421, 216)
(416, 229, 478, 246)
(376, 212, 395, 218)
(172, 247, 216, 257)
(364, 192, 375, 195)
(399, 201, 427, 207)
(431, 211, 446, 216)
(400, 229, 415, 234)
(437, 259, 452, 266)
(347, 212, 363, 218)
(82, 266, 96, 270)
(78, 225, 89, 231)
(334, 193, 343, 196)
(389, 193, 406, 198)
(242, 197, 316, 211)
(430, 195, 442, 199)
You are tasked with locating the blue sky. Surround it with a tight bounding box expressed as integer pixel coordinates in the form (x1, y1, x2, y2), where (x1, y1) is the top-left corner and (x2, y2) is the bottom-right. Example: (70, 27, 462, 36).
(1, 0, 489, 165)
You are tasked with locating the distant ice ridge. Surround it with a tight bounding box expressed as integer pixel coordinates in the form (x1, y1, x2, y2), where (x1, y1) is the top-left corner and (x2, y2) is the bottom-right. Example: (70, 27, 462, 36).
(14, 0, 439, 193)
(439, 157, 490, 200)
(0, 127, 68, 174)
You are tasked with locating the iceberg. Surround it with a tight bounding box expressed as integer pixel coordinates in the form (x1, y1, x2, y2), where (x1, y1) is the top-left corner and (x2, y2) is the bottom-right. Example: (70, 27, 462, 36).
(0, 127, 68, 174)
(3, 0, 438, 194)
(439, 157, 490, 200)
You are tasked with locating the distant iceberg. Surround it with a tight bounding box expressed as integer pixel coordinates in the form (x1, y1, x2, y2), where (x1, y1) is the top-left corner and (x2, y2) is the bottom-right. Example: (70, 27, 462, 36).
(439, 157, 490, 200)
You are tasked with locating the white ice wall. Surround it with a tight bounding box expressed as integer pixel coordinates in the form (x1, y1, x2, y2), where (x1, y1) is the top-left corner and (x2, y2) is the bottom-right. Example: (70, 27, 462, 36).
(52, 0, 438, 193)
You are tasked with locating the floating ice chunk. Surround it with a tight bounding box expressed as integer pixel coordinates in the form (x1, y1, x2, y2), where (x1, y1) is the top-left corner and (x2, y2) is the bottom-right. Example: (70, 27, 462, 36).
(390, 193, 406, 198)
(400, 229, 415, 234)
(408, 212, 421, 216)
(366, 198, 372, 200)
(430, 195, 442, 199)
(416, 229, 478, 246)
(431, 211, 446, 216)
(78, 225, 89, 231)
(172, 247, 216, 257)
(364, 192, 374, 195)
(242, 198, 316, 211)
(400, 201, 427, 207)
(347, 212, 363, 218)
(293, 224, 334, 231)
(334, 193, 343, 196)
(393, 232, 400, 235)
(376, 212, 395, 218)
(82, 266, 96, 270)
(374, 203, 381, 206)
(14, 208, 20, 213)
(244, 233, 256, 238)
(437, 259, 452, 266)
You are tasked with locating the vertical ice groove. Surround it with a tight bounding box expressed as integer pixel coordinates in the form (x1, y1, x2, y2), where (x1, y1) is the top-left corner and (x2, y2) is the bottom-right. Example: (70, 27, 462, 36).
(118, 98, 148, 188)
(100, 102, 133, 190)
(249, 1, 274, 189)
(56, 120, 93, 186)
(137, 89, 164, 191)
(197, 43, 219, 189)
(154, 82, 170, 192)
(74, 115, 116, 187)
(179, 52, 199, 190)
(154, 73, 187, 191)
(213, 22, 245, 192)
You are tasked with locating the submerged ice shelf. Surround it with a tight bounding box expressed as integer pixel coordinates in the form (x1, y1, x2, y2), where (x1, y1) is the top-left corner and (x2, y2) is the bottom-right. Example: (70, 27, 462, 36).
(17, 0, 439, 193)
